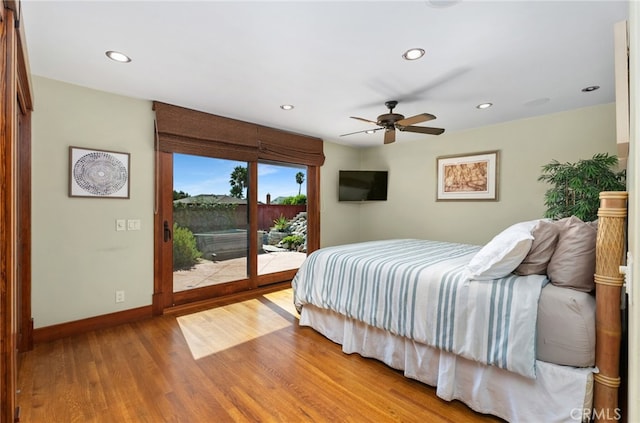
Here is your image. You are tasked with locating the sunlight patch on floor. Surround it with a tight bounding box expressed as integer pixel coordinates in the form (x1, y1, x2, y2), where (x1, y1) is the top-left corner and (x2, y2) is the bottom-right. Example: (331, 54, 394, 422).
(177, 294, 293, 360)
(264, 288, 298, 319)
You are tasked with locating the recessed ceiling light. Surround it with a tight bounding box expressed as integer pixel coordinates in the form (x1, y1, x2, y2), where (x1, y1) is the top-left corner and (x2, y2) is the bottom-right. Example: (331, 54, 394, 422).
(365, 130, 376, 134)
(581, 85, 600, 92)
(280, 104, 294, 110)
(402, 48, 425, 61)
(476, 102, 493, 109)
(105, 50, 131, 63)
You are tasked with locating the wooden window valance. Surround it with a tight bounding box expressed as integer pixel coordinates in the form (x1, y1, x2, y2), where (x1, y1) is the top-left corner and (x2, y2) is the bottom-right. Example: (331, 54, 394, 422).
(153, 101, 324, 166)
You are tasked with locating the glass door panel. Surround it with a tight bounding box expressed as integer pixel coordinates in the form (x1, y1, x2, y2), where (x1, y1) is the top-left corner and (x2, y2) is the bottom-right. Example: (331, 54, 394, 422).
(172, 154, 249, 292)
(257, 162, 308, 276)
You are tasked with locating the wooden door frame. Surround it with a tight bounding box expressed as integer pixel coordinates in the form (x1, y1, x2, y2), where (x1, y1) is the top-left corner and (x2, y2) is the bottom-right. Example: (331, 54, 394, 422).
(1, 0, 33, 420)
(153, 152, 320, 313)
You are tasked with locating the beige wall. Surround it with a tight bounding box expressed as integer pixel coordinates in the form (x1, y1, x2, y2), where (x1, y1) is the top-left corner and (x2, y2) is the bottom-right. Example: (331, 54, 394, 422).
(31, 77, 156, 327)
(30, 77, 364, 327)
(342, 104, 618, 245)
(318, 141, 361, 247)
(30, 77, 621, 331)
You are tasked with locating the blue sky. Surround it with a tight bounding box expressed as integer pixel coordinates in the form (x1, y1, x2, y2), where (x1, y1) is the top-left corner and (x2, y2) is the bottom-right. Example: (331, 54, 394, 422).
(173, 154, 306, 202)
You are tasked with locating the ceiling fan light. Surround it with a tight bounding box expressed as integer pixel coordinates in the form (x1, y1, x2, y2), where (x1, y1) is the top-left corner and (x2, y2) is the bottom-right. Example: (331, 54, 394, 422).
(476, 102, 493, 109)
(105, 50, 131, 63)
(402, 48, 425, 61)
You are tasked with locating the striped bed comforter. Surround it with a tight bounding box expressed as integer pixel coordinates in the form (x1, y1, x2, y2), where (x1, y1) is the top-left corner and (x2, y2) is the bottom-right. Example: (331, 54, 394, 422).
(292, 239, 548, 379)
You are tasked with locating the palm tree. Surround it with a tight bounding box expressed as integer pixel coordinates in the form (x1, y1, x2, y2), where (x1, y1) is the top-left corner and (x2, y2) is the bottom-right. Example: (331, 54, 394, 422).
(296, 171, 305, 195)
(229, 166, 248, 198)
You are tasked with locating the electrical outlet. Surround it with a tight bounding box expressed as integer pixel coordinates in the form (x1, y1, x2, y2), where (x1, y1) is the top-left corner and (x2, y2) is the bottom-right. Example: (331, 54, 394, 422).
(115, 290, 125, 303)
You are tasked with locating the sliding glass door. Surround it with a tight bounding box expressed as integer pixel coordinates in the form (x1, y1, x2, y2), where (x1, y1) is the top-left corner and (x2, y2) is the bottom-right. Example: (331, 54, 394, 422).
(152, 101, 323, 311)
(154, 150, 319, 309)
(257, 162, 308, 277)
(172, 154, 249, 293)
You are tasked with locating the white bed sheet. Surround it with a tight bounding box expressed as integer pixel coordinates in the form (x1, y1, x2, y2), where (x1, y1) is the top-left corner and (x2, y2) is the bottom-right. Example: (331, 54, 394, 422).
(293, 239, 547, 378)
(300, 304, 594, 423)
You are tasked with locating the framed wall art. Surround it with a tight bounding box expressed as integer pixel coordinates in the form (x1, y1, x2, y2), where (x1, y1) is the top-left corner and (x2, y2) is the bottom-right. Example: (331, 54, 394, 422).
(69, 146, 130, 198)
(436, 151, 498, 201)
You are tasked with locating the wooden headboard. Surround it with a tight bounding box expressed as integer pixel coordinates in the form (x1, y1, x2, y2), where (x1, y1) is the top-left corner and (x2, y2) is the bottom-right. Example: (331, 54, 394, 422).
(593, 191, 628, 422)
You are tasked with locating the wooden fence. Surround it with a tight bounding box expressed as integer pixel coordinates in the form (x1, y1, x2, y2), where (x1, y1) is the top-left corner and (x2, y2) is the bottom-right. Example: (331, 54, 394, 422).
(174, 204, 306, 233)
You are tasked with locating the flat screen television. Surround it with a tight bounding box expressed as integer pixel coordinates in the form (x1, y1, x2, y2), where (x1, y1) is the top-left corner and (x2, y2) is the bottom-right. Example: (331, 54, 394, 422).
(338, 170, 388, 201)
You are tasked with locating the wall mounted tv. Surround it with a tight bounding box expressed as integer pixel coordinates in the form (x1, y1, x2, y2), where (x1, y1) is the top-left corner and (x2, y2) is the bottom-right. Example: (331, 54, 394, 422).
(338, 170, 388, 202)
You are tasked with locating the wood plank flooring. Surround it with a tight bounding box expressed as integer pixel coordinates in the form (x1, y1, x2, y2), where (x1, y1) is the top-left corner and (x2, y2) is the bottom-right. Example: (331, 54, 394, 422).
(17, 289, 503, 422)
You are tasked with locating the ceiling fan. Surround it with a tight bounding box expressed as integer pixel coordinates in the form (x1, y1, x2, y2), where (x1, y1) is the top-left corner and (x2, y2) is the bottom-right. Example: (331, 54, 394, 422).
(340, 100, 445, 144)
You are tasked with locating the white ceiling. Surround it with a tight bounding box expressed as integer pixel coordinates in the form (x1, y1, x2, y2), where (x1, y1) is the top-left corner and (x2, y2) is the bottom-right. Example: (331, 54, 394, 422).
(20, 0, 629, 148)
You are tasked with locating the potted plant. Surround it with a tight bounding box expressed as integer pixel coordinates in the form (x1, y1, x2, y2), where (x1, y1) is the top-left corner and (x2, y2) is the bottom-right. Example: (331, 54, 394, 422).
(538, 153, 626, 221)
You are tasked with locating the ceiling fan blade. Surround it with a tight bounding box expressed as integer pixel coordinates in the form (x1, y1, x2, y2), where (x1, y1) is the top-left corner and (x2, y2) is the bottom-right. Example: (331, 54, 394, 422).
(396, 113, 436, 126)
(384, 128, 396, 144)
(350, 116, 379, 125)
(339, 127, 384, 137)
(398, 125, 445, 136)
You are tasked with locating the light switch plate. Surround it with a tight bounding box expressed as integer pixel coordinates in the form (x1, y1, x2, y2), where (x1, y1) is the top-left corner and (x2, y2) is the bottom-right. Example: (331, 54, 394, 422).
(116, 219, 126, 231)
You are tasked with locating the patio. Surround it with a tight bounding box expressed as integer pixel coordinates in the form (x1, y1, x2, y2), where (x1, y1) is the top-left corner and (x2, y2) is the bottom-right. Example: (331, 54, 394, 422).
(173, 250, 307, 291)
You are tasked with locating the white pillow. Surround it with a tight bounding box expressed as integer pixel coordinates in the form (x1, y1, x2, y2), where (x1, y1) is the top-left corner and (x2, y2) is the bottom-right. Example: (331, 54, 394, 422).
(466, 220, 539, 280)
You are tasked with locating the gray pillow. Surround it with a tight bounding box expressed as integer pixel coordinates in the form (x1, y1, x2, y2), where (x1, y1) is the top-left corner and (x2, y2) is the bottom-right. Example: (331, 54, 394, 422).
(514, 220, 560, 275)
(547, 216, 597, 292)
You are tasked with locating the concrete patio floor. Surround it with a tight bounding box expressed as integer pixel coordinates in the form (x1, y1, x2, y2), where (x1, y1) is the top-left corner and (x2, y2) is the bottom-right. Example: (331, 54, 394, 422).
(173, 250, 307, 292)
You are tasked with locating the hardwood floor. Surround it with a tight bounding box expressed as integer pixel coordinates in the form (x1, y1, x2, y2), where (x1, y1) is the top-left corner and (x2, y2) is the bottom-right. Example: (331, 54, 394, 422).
(17, 288, 503, 422)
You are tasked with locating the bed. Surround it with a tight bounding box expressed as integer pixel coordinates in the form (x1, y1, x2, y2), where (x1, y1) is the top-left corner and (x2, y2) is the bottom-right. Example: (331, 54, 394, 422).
(292, 192, 627, 422)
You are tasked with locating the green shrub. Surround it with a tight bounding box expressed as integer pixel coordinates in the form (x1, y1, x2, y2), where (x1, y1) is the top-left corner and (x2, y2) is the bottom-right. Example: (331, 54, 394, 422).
(281, 234, 304, 250)
(281, 194, 306, 205)
(173, 223, 202, 270)
(273, 214, 289, 231)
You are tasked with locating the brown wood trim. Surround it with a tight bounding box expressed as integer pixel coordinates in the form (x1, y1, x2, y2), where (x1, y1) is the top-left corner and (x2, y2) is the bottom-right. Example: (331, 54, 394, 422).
(0, 4, 19, 421)
(15, 31, 31, 114)
(248, 162, 258, 288)
(306, 165, 320, 253)
(164, 281, 291, 317)
(30, 283, 288, 345)
(5, 0, 33, 114)
(171, 279, 253, 306)
(17, 105, 31, 352)
(151, 292, 164, 316)
(258, 269, 298, 286)
(32, 305, 154, 344)
(153, 151, 173, 313)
